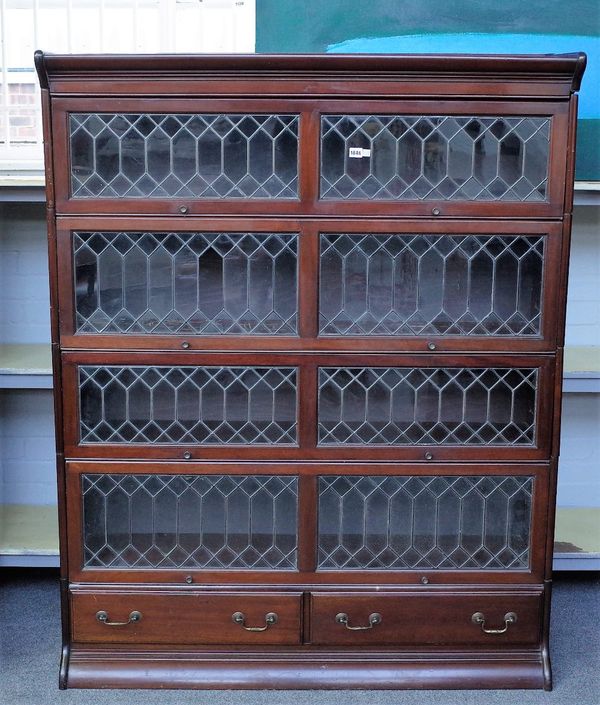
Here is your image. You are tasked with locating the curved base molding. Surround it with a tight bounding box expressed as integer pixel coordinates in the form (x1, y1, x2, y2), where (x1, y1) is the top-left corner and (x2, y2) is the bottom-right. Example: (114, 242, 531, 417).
(66, 647, 549, 690)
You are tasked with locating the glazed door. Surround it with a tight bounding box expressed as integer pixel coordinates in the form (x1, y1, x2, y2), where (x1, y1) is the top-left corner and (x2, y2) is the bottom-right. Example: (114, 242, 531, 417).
(66, 461, 548, 584)
(60, 351, 552, 461)
(56, 218, 562, 352)
(51, 98, 568, 217)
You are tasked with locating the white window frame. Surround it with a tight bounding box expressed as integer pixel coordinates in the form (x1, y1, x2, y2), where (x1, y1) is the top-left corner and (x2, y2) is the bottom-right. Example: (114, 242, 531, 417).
(0, 0, 256, 171)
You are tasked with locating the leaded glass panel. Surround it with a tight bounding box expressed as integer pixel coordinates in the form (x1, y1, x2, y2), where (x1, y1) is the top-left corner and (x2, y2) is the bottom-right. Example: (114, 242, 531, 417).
(82, 474, 298, 569)
(321, 115, 550, 201)
(74, 232, 298, 335)
(318, 367, 537, 445)
(319, 233, 544, 336)
(70, 113, 299, 198)
(318, 475, 533, 570)
(79, 366, 297, 444)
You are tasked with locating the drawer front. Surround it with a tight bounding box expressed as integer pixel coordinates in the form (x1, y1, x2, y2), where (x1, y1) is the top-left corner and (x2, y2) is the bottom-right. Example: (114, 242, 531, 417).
(310, 591, 542, 646)
(71, 591, 302, 645)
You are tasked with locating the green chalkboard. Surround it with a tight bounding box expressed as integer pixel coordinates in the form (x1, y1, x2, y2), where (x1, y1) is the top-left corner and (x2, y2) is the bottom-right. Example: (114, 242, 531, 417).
(256, 0, 597, 54)
(256, 0, 599, 180)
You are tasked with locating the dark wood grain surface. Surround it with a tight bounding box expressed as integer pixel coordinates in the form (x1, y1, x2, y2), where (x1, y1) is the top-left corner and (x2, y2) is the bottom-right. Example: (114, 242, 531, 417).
(35, 51, 583, 690)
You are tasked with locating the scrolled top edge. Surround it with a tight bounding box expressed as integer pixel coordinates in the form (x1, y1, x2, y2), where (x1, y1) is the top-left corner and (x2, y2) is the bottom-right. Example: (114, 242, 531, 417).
(34, 50, 587, 90)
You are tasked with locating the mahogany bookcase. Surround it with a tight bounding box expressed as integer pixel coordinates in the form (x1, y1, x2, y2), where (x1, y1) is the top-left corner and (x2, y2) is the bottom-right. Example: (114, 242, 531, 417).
(35, 51, 585, 690)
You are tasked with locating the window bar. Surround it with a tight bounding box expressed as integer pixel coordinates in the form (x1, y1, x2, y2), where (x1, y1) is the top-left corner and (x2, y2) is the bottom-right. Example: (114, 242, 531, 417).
(132, 0, 139, 51)
(66, 0, 73, 53)
(159, 0, 177, 52)
(32, 0, 43, 148)
(1, 1, 257, 167)
(98, 0, 105, 52)
(0, 0, 10, 153)
(32, 0, 39, 65)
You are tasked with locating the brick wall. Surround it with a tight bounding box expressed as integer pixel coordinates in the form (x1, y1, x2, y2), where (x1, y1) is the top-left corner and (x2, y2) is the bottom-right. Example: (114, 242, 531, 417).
(559, 394, 600, 507)
(0, 203, 49, 344)
(565, 207, 600, 347)
(0, 82, 38, 144)
(0, 390, 56, 506)
(0, 201, 597, 509)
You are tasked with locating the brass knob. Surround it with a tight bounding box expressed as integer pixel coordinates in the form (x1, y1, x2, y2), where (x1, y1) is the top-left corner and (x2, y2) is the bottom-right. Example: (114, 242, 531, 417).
(424, 452, 433, 461)
(427, 341, 436, 351)
(432, 207, 441, 216)
(181, 341, 190, 349)
(185, 575, 193, 584)
(421, 576, 430, 585)
(183, 451, 192, 460)
(179, 205, 189, 214)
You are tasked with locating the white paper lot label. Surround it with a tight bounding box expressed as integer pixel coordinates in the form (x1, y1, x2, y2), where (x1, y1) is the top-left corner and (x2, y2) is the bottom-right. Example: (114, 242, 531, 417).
(348, 147, 371, 158)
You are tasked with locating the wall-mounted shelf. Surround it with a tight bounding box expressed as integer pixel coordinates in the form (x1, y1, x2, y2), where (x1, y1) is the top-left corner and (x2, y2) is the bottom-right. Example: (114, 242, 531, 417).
(1, 343, 597, 392)
(0, 344, 52, 389)
(0, 174, 599, 204)
(0, 173, 46, 202)
(0, 503, 59, 567)
(563, 345, 600, 392)
(553, 507, 600, 571)
(1, 503, 595, 569)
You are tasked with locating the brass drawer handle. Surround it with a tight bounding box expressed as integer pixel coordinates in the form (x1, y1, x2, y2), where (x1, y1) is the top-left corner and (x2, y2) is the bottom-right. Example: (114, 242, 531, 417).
(96, 610, 142, 626)
(335, 612, 382, 630)
(232, 611, 278, 632)
(472, 611, 517, 635)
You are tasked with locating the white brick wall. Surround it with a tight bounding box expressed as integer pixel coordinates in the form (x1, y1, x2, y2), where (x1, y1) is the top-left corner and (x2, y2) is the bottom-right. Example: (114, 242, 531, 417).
(0, 202, 50, 344)
(0, 201, 598, 512)
(559, 206, 600, 508)
(0, 390, 56, 505)
(558, 394, 600, 507)
(0, 203, 55, 507)
(565, 207, 600, 347)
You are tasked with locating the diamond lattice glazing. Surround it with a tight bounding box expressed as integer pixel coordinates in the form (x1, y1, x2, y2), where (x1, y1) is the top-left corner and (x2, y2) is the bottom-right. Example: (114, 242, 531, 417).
(74, 231, 298, 335)
(82, 474, 298, 569)
(321, 115, 550, 201)
(79, 366, 297, 444)
(70, 113, 299, 198)
(318, 475, 533, 570)
(319, 233, 544, 336)
(318, 367, 537, 445)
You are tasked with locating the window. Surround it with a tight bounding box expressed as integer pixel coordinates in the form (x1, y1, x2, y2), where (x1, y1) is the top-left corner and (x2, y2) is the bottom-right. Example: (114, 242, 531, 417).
(0, 0, 256, 169)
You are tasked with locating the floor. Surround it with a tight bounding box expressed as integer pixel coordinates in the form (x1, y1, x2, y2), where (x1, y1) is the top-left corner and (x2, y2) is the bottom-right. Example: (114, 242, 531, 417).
(1, 570, 599, 705)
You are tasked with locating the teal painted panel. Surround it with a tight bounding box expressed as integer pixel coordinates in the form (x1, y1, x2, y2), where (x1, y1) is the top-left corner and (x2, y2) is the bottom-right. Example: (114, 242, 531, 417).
(256, 0, 598, 54)
(255, 1, 599, 179)
(576, 121, 600, 180)
(328, 34, 599, 119)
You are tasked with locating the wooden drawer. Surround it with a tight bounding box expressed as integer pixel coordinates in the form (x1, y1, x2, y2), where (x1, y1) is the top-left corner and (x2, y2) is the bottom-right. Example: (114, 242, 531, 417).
(310, 590, 542, 647)
(71, 590, 302, 645)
